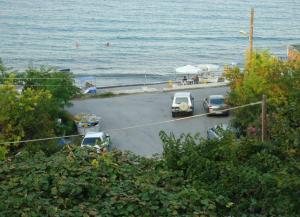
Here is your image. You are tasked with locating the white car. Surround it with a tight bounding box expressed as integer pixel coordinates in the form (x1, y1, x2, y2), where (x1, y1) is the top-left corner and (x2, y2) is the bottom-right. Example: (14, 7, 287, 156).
(171, 92, 194, 117)
(81, 132, 111, 152)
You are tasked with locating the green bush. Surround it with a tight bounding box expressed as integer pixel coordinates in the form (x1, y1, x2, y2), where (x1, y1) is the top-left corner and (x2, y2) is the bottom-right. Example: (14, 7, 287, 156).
(23, 141, 63, 156)
(160, 131, 300, 216)
(0, 146, 219, 217)
(2, 131, 298, 217)
(0, 146, 7, 161)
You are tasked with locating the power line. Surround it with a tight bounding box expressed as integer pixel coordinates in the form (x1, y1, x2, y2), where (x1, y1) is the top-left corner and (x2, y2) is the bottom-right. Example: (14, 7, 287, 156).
(0, 84, 79, 88)
(107, 101, 262, 132)
(0, 135, 81, 145)
(1, 77, 70, 80)
(0, 101, 262, 145)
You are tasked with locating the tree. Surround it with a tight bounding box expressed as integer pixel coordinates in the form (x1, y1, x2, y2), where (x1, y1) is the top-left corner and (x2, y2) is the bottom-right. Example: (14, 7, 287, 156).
(0, 61, 81, 154)
(0, 78, 55, 151)
(225, 51, 300, 146)
(22, 66, 81, 111)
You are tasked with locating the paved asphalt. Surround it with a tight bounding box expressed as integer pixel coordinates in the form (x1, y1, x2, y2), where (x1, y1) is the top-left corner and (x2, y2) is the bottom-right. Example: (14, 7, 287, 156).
(68, 86, 230, 156)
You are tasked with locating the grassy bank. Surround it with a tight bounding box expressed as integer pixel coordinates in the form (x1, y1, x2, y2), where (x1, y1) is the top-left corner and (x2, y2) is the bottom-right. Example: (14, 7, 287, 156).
(74, 92, 128, 100)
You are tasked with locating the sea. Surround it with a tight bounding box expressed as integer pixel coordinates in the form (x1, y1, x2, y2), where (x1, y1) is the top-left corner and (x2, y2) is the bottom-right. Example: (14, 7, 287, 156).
(1, 0, 300, 87)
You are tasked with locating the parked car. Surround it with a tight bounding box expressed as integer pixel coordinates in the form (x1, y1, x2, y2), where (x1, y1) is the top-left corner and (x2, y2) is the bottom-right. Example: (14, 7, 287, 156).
(171, 92, 194, 117)
(74, 113, 103, 135)
(207, 123, 240, 141)
(81, 132, 111, 152)
(203, 95, 229, 115)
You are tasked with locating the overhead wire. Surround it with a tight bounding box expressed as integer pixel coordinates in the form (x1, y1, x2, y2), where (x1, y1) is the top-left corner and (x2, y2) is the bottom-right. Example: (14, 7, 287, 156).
(1, 77, 70, 80)
(107, 101, 262, 132)
(0, 84, 78, 87)
(0, 135, 81, 145)
(0, 77, 84, 87)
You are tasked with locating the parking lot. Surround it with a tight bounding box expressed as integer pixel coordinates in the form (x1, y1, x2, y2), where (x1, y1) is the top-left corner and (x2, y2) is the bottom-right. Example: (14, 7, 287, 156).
(68, 86, 230, 156)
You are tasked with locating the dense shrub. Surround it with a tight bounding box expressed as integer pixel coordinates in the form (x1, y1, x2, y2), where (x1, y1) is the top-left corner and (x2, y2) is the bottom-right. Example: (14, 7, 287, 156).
(0, 146, 7, 161)
(0, 146, 220, 217)
(161, 132, 300, 216)
(23, 141, 64, 156)
(1, 131, 298, 216)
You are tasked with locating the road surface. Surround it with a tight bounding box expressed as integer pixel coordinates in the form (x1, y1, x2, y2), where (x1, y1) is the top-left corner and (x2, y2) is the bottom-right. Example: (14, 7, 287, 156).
(68, 86, 230, 156)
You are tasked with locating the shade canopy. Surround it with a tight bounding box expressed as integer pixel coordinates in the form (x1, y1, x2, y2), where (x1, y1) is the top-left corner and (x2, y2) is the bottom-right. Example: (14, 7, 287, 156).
(175, 65, 200, 74)
(196, 64, 220, 72)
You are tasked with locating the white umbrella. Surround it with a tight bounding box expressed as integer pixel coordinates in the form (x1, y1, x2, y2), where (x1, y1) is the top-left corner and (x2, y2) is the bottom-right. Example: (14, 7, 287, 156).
(196, 64, 220, 72)
(175, 65, 200, 74)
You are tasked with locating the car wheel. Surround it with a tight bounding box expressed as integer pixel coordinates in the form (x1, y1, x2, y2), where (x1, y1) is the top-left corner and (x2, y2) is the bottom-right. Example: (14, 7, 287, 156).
(172, 112, 176, 118)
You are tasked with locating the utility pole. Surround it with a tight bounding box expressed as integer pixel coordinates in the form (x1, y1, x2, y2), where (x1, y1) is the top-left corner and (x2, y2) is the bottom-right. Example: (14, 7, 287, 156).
(249, 8, 254, 66)
(261, 95, 267, 142)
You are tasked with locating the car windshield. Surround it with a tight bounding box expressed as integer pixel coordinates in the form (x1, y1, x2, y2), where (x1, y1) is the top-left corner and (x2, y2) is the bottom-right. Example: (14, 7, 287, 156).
(82, 137, 102, 145)
(175, 97, 189, 104)
(210, 98, 224, 105)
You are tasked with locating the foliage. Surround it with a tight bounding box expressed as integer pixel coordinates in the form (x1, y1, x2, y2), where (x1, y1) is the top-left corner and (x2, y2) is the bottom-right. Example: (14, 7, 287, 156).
(21, 66, 81, 111)
(0, 58, 12, 78)
(92, 91, 116, 98)
(1, 132, 299, 216)
(0, 80, 55, 152)
(0, 146, 219, 217)
(75, 91, 128, 100)
(23, 140, 64, 156)
(226, 51, 296, 105)
(0, 146, 7, 161)
(160, 131, 300, 216)
(0, 63, 80, 155)
(225, 51, 300, 145)
(217, 51, 300, 215)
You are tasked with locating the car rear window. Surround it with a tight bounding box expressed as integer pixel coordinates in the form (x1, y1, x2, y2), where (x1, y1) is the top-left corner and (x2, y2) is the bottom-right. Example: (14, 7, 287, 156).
(175, 97, 189, 104)
(210, 98, 224, 105)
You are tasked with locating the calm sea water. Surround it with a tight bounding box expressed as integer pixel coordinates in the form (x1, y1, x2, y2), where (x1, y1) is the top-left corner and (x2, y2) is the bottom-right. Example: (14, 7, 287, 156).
(1, 0, 300, 85)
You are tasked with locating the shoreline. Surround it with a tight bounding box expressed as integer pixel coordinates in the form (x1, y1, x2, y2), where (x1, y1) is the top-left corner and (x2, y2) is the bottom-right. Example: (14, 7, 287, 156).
(96, 81, 169, 89)
(75, 81, 230, 100)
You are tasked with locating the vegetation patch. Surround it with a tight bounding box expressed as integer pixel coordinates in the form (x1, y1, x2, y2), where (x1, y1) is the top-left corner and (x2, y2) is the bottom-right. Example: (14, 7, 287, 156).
(0, 61, 80, 153)
(0, 146, 219, 217)
(75, 91, 129, 100)
(1, 131, 299, 217)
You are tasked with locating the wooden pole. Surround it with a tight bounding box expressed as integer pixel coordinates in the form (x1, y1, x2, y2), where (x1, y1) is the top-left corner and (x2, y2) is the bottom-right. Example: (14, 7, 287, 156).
(261, 95, 267, 142)
(249, 8, 254, 66)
